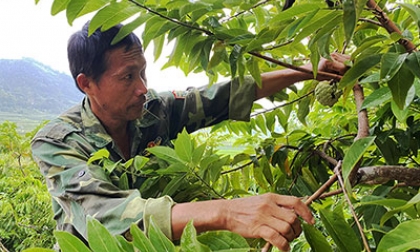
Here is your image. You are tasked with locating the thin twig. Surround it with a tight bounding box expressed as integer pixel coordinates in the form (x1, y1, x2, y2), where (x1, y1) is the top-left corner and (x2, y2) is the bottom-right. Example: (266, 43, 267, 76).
(251, 91, 314, 117)
(192, 170, 225, 199)
(222, 0, 272, 22)
(319, 188, 343, 199)
(0, 240, 9, 252)
(313, 149, 338, 166)
(263, 162, 341, 252)
(221, 155, 263, 175)
(359, 17, 382, 27)
(305, 173, 338, 205)
(334, 162, 371, 252)
(128, 0, 213, 36)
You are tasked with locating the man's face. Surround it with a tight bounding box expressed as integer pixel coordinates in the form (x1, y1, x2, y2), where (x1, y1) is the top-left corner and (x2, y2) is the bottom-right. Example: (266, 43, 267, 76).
(88, 45, 148, 125)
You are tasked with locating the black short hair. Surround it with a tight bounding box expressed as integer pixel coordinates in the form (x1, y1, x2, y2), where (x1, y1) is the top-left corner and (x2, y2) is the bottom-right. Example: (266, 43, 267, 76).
(68, 22, 143, 93)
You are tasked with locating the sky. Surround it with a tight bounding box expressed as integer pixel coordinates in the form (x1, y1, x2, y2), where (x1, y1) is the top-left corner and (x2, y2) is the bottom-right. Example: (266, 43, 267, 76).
(0, 0, 208, 92)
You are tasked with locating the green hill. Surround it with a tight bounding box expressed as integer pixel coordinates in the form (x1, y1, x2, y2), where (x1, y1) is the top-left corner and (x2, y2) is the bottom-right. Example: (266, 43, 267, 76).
(0, 58, 83, 130)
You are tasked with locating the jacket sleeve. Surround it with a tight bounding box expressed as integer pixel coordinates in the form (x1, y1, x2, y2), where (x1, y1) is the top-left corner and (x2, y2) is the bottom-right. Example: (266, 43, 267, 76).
(31, 129, 175, 242)
(152, 76, 256, 139)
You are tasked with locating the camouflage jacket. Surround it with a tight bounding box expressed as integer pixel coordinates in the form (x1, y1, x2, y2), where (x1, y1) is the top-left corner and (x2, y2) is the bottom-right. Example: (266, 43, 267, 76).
(31, 77, 256, 243)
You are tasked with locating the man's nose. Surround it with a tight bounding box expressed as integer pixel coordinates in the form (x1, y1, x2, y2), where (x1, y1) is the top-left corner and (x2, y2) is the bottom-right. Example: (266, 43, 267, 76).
(134, 77, 147, 96)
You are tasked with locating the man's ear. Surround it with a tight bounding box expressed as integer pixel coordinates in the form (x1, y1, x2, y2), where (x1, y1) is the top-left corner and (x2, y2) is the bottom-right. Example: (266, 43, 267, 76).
(76, 73, 93, 94)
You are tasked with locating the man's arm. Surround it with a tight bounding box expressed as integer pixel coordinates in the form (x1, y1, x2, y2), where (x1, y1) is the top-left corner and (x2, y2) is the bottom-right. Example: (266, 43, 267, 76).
(256, 52, 350, 100)
(171, 194, 314, 252)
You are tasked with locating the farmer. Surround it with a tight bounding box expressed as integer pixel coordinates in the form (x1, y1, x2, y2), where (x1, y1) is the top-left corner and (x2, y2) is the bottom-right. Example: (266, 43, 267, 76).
(31, 22, 349, 251)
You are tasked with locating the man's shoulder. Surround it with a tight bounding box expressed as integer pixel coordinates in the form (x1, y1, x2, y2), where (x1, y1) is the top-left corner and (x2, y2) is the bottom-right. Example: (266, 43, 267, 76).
(34, 104, 83, 141)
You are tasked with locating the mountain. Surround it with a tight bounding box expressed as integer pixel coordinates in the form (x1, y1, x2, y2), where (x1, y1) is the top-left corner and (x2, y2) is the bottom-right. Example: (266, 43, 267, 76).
(0, 58, 84, 116)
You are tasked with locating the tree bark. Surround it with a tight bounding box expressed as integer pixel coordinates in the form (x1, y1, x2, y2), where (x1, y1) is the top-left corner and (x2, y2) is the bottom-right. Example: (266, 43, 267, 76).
(358, 166, 420, 186)
(366, 0, 417, 52)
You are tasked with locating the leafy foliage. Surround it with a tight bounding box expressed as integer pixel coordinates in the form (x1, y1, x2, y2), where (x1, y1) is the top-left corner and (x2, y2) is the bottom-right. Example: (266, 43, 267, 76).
(25, 0, 420, 251)
(42, 217, 250, 252)
(0, 121, 55, 250)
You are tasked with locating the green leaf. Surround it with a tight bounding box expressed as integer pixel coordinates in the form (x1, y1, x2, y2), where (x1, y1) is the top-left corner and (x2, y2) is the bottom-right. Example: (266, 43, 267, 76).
(88, 1, 140, 35)
(246, 56, 262, 87)
(148, 217, 176, 252)
(361, 86, 392, 110)
(399, 3, 420, 31)
(143, 18, 177, 50)
(391, 100, 409, 123)
(294, 11, 342, 44)
(180, 221, 211, 252)
(147, 146, 182, 164)
(388, 64, 415, 110)
(66, 0, 108, 25)
(54, 231, 91, 252)
(87, 148, 110, 165)
(112, 13, 153, 45)
(342, 136, 376, 186)
(301, 167, 319, 192)
(375, 137, 400, 165)
(22, 249, 56, 252)
(152, 34, 165, 62)
(174, 129, 193, 163)
(339, 54, 382, 88)
(405, 51, 420, 79)
(377, 219, 420, 252)
(319, 207, 362, 252)
(303, 223, 333, 252)
(342, 0, 357, 44)
(229, 44, 242, 77)
(359, 198, 407, 209)
(380, 193, 420, 226)
(133, 155, 149, 171)
(269, 4, 321, 25)
(87, 216, 121, 252)
(130, 223, 157, 252)
(380, 53, 408, 83)
(115, 235, 134, 252)
(317, 30, 334, 59)
(207, 41, 227, 71)
(197, 230, 250, 251)
(51, 0, 71, 15)
(118, 172, 129, 190)
(162, 174, 186, 196)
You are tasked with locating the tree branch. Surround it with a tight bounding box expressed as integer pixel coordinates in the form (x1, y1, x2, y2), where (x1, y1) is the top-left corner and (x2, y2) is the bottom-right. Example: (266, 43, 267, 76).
(128, 0, 213, 36)
(313, 149, 338, 166)
(353, 84, 370, 141)
(251, 90, 314, 117)
(222, 0, 273, 23)
(221, 155, 263, 175)
(366, 0, 417, 52)
(0, 240, 9, 252)
(357, 166, 420, 186)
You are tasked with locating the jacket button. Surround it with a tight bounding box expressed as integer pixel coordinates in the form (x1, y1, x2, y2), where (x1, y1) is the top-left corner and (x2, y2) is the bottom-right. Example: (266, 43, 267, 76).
(78, 170, 86, 177)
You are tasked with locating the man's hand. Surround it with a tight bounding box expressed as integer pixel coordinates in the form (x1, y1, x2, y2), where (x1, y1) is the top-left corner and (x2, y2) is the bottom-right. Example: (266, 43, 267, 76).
(171, 193, 314, 252)
(317, 52, 351, 80)
(224, 193, 314, 251)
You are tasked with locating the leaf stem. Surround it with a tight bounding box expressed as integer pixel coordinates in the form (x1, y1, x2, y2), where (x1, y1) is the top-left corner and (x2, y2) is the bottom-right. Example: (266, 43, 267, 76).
(334, 162, 371, 252)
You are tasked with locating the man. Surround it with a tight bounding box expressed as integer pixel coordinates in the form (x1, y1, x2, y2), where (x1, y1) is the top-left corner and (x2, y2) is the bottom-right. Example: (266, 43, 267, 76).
(31, 22, 349, 251)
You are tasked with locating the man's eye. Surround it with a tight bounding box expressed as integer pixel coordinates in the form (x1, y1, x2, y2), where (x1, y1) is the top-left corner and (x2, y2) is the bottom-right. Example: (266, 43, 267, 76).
(124, 74, 133, 80)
